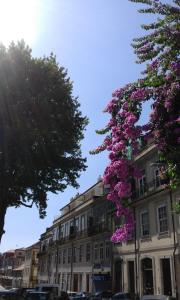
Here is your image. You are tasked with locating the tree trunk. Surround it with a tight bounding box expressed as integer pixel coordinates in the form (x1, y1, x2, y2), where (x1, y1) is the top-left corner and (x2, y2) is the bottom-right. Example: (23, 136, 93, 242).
(0, 205, 7, 244)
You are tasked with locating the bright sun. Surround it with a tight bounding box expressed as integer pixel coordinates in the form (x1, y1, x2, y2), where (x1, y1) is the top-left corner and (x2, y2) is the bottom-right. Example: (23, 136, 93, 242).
(0, 0, 40, 46)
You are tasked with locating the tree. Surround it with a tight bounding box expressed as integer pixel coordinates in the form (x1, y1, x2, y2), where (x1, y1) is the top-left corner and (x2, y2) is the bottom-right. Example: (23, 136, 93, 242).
(91, 0, 180, 242)
(0, 41, 88, 243)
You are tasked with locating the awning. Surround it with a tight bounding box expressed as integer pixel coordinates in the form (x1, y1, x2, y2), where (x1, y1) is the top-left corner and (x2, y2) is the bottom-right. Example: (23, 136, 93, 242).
(13, 264, 24, 271)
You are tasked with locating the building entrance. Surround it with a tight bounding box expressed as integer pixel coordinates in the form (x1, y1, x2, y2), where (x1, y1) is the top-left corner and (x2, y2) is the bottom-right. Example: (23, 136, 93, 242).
(114, 260, 122, 292)
(161, 258, 172, 296)
(141, 258, 154, 295)
(73, 274, 78, 291)
(128, 261, 135, 294)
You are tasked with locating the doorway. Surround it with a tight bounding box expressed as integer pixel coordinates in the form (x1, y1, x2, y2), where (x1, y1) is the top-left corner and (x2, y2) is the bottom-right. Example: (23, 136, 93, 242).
(141, 258, 154, 295)
(128, 261, 135, 294)
(73, 274, 78, 291)
(114, 260, 122, 292)
(161, 258, 172, 296)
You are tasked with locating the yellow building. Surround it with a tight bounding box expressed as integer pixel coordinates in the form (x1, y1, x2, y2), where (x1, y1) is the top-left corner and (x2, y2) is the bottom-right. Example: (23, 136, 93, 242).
(22, 242, 39, 288)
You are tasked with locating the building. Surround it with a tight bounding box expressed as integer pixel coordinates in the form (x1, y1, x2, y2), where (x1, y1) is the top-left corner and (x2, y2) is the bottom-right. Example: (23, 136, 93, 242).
(22, 242, 39, 288)
(38, 180, 113, 293)
(12, 248, 25, 288)
(113, 143, 180, 299)
(0, 248, 25, 288)
(37, 142, 180, 298)
(0, 250, 15, 288)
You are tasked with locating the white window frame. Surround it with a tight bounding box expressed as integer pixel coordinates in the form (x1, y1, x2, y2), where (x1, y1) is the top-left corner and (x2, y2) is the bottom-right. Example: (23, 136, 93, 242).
(80, 215, 85, 232)
(75, 217, 79, 232)
(99, 242, 104, 260)
(154, 168, 161, 188)
(140, 210, 150, 238)
(94, 244, 99, 261)
(138, 169, 146, 196)
(79, 245, 84, 262)
(65, 222, 69, 237)
(157, 204, 168, 234)
(105, 242, 110, 259)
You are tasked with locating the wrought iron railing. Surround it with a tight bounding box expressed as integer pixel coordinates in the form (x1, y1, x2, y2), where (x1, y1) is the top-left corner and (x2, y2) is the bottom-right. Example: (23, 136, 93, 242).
(131, 179, 165, 201)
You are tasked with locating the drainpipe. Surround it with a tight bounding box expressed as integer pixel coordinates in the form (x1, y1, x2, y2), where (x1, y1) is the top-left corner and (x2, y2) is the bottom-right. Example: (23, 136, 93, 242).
(169, 190, 178, 300)
(133, 207, 138, 299)
(70, 241, 74, 291)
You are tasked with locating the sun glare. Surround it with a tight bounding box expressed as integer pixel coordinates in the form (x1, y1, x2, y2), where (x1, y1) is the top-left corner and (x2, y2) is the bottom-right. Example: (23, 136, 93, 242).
(0, 0, 40, 46)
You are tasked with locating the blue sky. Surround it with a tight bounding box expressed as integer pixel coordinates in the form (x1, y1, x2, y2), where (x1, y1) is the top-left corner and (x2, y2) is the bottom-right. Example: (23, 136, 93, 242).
(0, 0, 153, 252)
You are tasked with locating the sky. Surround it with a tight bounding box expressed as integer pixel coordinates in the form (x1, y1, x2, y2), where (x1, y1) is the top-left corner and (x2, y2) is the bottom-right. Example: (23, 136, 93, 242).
(0, 0, 154, 252)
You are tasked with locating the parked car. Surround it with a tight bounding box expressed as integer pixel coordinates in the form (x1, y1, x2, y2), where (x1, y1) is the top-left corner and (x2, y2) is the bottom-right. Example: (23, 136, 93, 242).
(73, 292, 91, 300)
(67, 292, 78, 300)
(0, 290, 19, 300)
(112, 293, 132, 300)
(25, 291, 50, 300)
(35, 284, 59, 298)
(141, 295, 172, 300)
(90, 291, 112, 300)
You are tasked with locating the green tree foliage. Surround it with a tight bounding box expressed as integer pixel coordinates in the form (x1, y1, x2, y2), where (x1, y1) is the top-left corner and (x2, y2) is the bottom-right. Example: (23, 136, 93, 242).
(0, 41, 88, 242)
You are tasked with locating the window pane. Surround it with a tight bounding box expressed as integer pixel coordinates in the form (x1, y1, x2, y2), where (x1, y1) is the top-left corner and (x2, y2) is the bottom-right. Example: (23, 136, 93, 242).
(158, 206, 168, 233)
(141, 211, 150, 237)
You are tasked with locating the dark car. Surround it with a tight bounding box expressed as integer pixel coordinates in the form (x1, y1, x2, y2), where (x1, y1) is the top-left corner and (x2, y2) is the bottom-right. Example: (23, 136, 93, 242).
(0, 290, 19, 300)
(112, 293, 132, 300)
(25, 291, 50, 300)
(141, 295, 172, 300)
(91, 291, 112, 300)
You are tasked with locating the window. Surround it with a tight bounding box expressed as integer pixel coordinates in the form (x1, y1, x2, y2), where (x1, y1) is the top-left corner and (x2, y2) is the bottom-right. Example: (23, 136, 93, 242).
(94, 244, 99, 261)
(68, 248, 71, 264)
(75, 218, 79, 232)
(86, 243, 91, 262)
(65, 223, 69, 237)
(105, 242, 110, 259)
(60, 225, 64, 238)
(79, 245, 84, 262)
(58, 251, 61, 265)
(54, 251, 58, 264)
(73, 247, 76, 263)
(61, 274, 65, 290)
(138, 169, 146, 196)
(99, 243, 104, 260)
(81, 215, 85, 232)
(63, 249, 66, 264)
(58, 273, 61, 285)
(67, 274, 70, 291)
(154, 168, 161, 188)
(140, 210, 150, 237)
(157, 205, 168, 234)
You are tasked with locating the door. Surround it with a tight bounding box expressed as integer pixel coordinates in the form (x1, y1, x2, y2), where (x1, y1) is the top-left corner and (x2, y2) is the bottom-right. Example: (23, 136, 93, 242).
(128, 261, 135, 294)
(141, 258, 154, 295)
(161, 258, 172, 296)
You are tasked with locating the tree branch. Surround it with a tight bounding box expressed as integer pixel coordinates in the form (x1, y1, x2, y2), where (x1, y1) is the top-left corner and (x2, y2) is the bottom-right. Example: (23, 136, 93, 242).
(19, 201, 34, 208)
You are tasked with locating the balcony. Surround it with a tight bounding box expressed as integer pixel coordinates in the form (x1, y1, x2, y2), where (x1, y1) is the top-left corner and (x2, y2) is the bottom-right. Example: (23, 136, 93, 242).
(87, 222, 110, 236)
(131, 178, 166, 201)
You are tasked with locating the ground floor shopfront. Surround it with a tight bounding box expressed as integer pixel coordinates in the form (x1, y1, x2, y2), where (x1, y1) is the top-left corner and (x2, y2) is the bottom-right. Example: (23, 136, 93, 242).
(113, 247, 180, 298)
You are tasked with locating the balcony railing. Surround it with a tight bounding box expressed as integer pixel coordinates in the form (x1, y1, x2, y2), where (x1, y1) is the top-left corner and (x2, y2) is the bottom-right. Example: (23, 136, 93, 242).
(131, 179, 166, 201)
